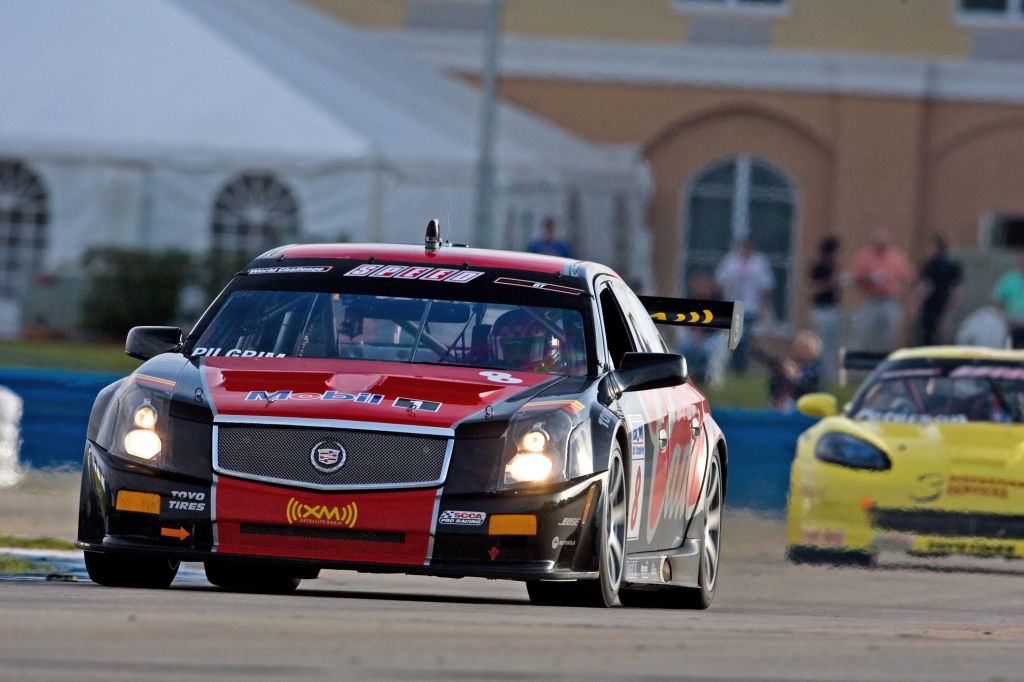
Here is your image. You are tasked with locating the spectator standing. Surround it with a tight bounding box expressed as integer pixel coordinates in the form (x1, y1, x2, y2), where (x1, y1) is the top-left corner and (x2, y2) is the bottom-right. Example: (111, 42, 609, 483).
(956, 304, 1009, 349)
(808, 236, 842, 382)
(526, 217, 573, 258)
(916, 235, 962, 346)
(714, 238, 774, 373)
(851, 229, 912, 353)
(992, 251, 1024, 348)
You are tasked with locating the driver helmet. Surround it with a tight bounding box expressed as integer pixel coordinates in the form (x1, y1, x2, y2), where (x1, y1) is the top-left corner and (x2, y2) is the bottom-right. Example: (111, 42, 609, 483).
(489, 309, 563, 372)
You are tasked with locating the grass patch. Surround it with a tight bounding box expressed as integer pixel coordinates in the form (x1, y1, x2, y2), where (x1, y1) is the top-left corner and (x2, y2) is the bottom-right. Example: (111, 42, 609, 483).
(0, 534, 77, 551)
(0, 340, 139, 373)
(0, 554, 50, 574)
(703, 373, 861, 410)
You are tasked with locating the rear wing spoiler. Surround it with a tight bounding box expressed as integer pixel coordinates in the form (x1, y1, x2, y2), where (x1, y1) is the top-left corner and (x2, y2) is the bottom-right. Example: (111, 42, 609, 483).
(639, 296, 745, 350)
(838, 348, 889, 386)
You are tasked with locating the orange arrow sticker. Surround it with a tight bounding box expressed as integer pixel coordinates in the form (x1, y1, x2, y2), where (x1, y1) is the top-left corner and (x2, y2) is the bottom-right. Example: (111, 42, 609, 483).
(160, 526, 190, 541)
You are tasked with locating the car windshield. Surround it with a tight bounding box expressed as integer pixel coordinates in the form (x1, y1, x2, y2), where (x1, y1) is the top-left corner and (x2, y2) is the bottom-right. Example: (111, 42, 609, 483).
(191, 289, 589, 376)
(852, 362, 1024, 424)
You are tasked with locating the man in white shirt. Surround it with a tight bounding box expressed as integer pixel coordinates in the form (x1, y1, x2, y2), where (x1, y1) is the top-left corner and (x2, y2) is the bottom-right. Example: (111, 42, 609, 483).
(714, 238, 774, 373)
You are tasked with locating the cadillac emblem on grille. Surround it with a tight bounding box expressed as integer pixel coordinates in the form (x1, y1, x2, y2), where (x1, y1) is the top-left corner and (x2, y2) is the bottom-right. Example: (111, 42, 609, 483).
(310, 440, 347, 474)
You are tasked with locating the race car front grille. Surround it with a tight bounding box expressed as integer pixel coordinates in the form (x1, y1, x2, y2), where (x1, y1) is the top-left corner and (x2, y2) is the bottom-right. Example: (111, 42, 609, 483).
(215, 424, 449, 490)
(240, 523, 405, 544)
(870, 508, 1024, 540)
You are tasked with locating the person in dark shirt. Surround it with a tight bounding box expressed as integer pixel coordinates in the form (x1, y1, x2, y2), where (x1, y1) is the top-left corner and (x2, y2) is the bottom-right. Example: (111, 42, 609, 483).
(526, 216, 573, 258)
(808, 236, 842, 381)
(917, 235, 962, 346)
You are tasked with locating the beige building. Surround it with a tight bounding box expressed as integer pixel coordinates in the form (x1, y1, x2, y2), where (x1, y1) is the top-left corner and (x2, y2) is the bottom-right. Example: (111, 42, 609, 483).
(306, 0, 1024, 330)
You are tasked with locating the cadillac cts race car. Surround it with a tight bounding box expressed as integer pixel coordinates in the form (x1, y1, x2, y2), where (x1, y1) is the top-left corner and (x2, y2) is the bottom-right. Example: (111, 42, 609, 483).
(77, 224, 742, 608)
(788, 347, 1024, 565)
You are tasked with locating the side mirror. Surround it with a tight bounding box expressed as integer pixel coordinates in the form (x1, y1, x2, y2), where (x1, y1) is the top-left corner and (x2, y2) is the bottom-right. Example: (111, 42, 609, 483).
(126, 326, 183, 361)
(797, 393, 839, 418)
(612, 352, 688, 395)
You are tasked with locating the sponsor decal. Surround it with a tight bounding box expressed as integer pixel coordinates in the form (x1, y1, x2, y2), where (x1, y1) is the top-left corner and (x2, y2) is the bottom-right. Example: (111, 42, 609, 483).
(438, 510, 487, 527)
(950, 365, 1024, 381)
(551, 536, 576, 549)
(855, 409, 968, 424)
(310, 440, 347, 474)
(557, 517, 581, 527)
(801, 528, 846, 546)
(247, 266, 333, 275)
(344, 263, 483, 283)
(478, 371, 523, 384)
(245, 390, 384, 404)
(285, 497, 358, 528)
(169, 490, 207, 512)
(625, 557, 662, 582)
(626, 414, 646, 542)
(924, 540, 1016, 558)
(393, 397, 443, 413)
(134, 373, 176, 392)
(192, 348, 287, 358)
(946, 474, 1024, 498)
(880, 368, 942, 380)
(493, 277, 584, 296)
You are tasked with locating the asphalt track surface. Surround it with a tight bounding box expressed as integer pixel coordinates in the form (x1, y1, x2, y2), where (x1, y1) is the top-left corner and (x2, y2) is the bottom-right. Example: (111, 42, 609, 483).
(2, 510, 1024, 682)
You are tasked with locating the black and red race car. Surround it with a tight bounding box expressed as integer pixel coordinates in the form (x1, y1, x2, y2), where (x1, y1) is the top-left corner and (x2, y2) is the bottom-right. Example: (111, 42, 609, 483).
(77, 224, 741, 608)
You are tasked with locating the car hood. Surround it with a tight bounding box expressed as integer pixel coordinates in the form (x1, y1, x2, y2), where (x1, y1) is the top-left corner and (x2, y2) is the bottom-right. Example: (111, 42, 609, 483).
(198, 357, 563, 430)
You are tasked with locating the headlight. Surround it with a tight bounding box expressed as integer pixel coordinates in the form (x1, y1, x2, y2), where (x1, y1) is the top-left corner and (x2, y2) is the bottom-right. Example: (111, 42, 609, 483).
(123, 429, 162, 459)
(815, 432, 890, 471)
(500, 411, 592, 489)
(133, 403, 158, 429)
(506, 452, 554, 483)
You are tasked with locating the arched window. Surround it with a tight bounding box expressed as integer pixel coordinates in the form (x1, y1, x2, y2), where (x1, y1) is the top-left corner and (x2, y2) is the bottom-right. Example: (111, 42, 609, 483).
(682, 155, 797, 320)
(211, 173, 300, 257)
(0, 159, 48, 299)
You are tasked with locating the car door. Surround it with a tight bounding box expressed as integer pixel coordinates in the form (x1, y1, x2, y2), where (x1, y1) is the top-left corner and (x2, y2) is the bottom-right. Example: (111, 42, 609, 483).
(596, 279, 701, 552)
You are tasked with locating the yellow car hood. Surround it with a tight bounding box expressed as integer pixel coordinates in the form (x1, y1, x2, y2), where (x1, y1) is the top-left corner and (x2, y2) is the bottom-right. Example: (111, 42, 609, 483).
(818, 418, 1024, 509)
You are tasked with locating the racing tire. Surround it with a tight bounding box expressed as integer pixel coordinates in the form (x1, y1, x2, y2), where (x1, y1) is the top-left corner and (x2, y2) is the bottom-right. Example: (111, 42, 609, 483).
(619, 447, 723, 610)
(528, 446, 627, 608)
(84, 551, 179, 589)
(204, 560, 302, 594)
(786, 546, 875, 568)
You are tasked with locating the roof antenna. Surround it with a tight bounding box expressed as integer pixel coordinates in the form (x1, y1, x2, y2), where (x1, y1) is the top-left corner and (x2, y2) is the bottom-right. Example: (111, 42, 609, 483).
(425, 218, 442, 253)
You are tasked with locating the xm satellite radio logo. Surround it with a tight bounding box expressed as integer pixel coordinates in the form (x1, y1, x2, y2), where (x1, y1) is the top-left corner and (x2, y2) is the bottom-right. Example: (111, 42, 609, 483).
(285, 498, 358, 528)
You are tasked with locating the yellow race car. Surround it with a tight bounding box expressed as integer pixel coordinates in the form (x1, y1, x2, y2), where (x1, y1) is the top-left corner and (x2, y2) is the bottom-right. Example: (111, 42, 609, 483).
(787, 346, 1024, 566)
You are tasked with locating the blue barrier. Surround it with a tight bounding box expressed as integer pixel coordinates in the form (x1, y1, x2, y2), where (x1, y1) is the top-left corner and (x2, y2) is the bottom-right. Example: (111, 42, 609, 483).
(0, 367, 813, 512)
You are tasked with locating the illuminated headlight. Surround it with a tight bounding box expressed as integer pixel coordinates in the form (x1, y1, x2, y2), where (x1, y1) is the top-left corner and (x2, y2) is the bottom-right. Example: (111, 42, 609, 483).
(815, 432, 890, 471)
(505, 452, 554, 483)
(133, 403, 158, 429)
(123, 429, 162, 460)
(520, 430, 548, 453)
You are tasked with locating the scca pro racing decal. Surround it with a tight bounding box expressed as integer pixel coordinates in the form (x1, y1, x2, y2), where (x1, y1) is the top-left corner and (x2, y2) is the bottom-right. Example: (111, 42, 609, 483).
(246, 390, 384, 404)
(438, 510, 486, 527)
(344, 263, 483, 283)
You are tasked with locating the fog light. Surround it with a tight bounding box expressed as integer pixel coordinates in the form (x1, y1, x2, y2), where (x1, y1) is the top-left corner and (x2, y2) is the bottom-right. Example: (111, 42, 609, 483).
(124, 429, 161, 459)
(505, 452, 553, 483)
(489, 514, 538, 536)
(115, 490, 161, 515)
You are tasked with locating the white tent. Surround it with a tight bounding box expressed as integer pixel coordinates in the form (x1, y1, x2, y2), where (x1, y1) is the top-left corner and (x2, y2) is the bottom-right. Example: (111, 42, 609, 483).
(0, 0, 651, 290)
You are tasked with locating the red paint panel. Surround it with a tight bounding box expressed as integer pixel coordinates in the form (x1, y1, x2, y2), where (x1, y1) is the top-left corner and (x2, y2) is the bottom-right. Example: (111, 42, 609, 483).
(215, 476, 438, 565)
(203, 357, 552, 427)
(275, 244, 572, 274)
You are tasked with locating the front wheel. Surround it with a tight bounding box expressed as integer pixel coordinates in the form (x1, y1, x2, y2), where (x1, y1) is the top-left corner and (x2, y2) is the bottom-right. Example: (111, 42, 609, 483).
(84, 551, 179, 589)
(205, 560, 302, 594)
(527, 446, 627, 608)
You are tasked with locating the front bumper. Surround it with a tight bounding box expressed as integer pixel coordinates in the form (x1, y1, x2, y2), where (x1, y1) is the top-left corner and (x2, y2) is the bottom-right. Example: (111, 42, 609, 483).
(77, 442, 603, 580)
